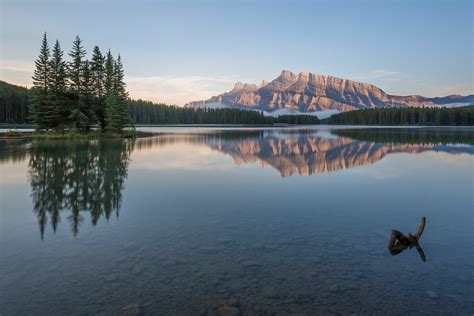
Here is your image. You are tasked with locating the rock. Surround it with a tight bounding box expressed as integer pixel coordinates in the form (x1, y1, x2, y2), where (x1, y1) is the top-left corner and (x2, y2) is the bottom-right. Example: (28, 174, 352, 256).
(228, 298, 241, 307)
(132, 264, 143, 275)
(241, 260, 261, 268)
(262, 286, 278, 298)
(216, 305, 240, 316)
(185, 70, 465, 112)
(104, 275, 117, 282)
(329, 284, 339, 293)
(120, 303, 140, 315)
(427, 290, 439, 299)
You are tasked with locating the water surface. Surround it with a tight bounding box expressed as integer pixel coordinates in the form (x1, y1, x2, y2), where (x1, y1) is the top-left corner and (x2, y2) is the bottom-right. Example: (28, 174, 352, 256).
(0, 126, 473, 315)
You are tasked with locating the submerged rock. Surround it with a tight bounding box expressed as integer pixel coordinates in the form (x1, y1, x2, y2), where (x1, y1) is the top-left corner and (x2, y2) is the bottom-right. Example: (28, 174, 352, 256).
(216, 305, 240, 316)
(120, 303, 140, 315)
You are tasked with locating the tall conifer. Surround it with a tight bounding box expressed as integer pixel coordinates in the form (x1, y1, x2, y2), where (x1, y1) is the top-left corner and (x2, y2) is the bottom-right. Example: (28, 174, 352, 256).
(49, 39, 67, 127)
(68, 36, 86, 92)
(90, 46, 106, 127)
(31, 32, 54, 129)
(104, 50, 114, 96)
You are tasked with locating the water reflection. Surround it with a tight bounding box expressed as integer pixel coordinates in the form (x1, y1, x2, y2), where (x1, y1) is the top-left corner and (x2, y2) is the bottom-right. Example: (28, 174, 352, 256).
(0, 128, 472, 237)
(134, 128, 473, 177)
(27, 139, 133, 237)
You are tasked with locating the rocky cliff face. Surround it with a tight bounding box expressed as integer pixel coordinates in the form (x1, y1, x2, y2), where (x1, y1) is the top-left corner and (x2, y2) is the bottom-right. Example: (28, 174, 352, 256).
(185, 70, 473, 112)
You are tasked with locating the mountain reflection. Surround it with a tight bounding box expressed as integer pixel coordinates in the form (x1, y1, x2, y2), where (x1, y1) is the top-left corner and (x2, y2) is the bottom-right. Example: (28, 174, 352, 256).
(135, 129, 473, 177)
(27, 139, 133, 238)
(0, 128, 472, 237)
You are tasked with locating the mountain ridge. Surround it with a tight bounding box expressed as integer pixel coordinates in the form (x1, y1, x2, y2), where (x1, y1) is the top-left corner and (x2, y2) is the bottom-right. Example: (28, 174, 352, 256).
(185, 70, 473, 113)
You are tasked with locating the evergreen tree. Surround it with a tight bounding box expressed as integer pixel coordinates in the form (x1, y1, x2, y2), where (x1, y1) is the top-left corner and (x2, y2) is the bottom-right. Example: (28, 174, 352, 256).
(68, 35, 86, 92)
(67, 35, 92, 130)
(49, 39, 67, 127)
(105, 55, 132, 131)
(31, 32, 54, 129)
(90, 46, 105, 98)
(104, 50, 114, 96)
(80, 60, 95, 128)
(90, 46, 106, 127)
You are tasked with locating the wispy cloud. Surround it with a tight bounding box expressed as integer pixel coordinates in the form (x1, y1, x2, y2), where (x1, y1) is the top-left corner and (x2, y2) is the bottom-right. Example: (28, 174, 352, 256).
(352, 69, 401, 82)
(0, 59, 239, 105)
(0, 59, 34, 73)
(126, 75, 237, 106)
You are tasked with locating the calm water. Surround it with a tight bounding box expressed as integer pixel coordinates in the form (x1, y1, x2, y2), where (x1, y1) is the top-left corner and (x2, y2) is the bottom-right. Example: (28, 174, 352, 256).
(0, 126, 473, 315)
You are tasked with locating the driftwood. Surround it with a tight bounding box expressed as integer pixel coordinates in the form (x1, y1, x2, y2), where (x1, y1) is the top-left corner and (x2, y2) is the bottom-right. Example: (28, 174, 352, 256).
(387, 217, 426, 262)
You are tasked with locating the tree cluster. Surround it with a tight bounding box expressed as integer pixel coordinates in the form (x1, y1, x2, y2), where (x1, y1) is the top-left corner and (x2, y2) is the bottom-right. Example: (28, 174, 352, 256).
(324, 106, 474, 126)
(30, 33, 132, 131)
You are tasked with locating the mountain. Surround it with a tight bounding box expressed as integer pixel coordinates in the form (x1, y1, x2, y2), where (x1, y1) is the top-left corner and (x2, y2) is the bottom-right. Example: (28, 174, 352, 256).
(185, 70, 473, 114)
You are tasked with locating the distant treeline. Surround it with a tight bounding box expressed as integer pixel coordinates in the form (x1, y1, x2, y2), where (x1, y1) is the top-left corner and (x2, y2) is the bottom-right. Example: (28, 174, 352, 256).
(130, 99, 319, 125)
(0, 81, 29, 124)
(0, 81, 319, 125)
(323, 106, 474, 126)
(333, 128, 474, 145)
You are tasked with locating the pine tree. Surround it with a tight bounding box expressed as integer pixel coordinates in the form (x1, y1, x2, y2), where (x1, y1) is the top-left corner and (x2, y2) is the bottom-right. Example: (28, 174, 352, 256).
(90, 46, 105, 98)
(104, 50, 114, 96)
(115, 55, 132, 129)
(90, 46, 106, 127)
(49, 39, 67, 127)
(31, 32, 55, 129)
(68, 36, 89, 129)
(105, 55, 132, 131)
(68, 35, 86, 92)
(80, 60, 95, 128)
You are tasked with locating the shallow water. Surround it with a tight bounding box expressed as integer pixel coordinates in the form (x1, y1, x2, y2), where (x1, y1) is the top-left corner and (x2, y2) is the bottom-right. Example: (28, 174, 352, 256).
(0, 126, 473, 315)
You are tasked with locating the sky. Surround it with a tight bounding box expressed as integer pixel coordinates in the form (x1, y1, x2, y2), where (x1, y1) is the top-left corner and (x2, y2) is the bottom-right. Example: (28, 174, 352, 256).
(1, 0, 472, 105)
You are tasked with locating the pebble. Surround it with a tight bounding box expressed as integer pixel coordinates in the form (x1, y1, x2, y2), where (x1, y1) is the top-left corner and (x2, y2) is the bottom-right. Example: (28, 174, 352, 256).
(120, 303, 140, 315)
(426, 290, 439, 299)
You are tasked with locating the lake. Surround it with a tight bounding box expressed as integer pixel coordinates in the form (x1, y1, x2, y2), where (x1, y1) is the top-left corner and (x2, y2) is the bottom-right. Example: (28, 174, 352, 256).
(0, 126, 473, 315)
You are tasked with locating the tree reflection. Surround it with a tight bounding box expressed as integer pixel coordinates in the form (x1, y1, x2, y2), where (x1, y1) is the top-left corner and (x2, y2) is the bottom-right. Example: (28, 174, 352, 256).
(28, 139, 133, 238)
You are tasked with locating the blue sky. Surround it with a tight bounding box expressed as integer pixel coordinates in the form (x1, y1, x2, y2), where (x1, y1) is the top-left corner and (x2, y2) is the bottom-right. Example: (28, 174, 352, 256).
(1, 0, 472, 105)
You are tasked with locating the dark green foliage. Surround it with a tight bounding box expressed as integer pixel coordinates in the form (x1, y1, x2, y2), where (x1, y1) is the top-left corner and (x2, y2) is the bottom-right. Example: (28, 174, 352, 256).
(324, 106, 474, 126)
(128, 100, 273, 124)
(68, 35, 86, 93)
(22, 33, 134, 132)
(49, 39, 68, 127)
(105, 55, 132, 130)
(128, 100, 320, 125)
(31, 33, 55, 129)
(0, 81, 29, 123)
(274, 115, 320, 124)
(90, 46, 106, 127)
(90, 46, 105, 98)
(104, 50, 114, 96)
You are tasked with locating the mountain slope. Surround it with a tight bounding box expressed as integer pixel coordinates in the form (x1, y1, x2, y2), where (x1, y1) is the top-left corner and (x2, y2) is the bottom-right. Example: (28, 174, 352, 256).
(185, 70, 473, 113)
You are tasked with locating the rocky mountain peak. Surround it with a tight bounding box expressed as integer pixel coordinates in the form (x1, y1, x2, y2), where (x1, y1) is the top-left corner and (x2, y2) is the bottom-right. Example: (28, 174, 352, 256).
(185, 70, 473, 112)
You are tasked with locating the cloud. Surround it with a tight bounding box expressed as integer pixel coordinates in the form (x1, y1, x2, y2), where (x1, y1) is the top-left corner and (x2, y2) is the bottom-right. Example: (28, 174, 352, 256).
(125, 74, 237, 106)
(353, 69, 401, 81)
(0, 59, 34, 73)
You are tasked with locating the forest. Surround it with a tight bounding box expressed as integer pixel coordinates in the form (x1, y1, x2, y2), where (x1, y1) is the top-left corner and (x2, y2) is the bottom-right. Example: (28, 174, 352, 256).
(323, 106, 474, 126)
(0, 81, 319, 126)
